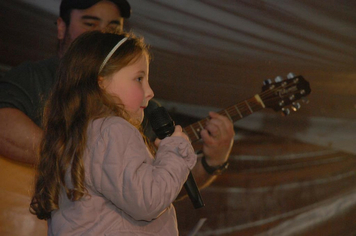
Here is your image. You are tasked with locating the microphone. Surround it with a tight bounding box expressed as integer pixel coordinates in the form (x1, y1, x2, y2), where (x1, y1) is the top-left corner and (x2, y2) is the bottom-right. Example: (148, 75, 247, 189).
(149, 107, 205, 209)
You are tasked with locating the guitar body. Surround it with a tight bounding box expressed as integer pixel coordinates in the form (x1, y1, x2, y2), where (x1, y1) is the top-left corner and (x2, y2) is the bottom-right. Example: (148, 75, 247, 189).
(0, 155, 47, 236)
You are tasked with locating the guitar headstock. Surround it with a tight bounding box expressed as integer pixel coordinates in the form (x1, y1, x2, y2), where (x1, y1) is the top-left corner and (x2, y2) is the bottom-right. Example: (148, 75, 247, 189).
(261, 73, 311, 115)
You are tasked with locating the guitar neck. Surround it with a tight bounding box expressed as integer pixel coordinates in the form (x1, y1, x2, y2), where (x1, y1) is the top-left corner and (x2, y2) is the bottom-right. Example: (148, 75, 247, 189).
(182, 75, 311, 143)
(183, 94, 265, 143)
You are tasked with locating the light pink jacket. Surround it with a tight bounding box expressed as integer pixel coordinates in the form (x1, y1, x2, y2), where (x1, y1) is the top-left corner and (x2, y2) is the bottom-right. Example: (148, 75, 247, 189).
(48, 117, 197, 236)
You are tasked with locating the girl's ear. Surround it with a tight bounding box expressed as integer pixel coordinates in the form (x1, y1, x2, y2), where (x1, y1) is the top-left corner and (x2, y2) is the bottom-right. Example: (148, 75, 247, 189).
(98, 76, 105, 89)
(57, 17, 66, 40)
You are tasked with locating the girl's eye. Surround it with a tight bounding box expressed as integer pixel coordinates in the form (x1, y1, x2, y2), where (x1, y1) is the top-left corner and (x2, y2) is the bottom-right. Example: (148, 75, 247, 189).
(137, 77, 143, 82)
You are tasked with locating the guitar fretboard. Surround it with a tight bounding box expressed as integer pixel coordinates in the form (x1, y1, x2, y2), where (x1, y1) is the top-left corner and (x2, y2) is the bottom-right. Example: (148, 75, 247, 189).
(183, 95, 265, 143)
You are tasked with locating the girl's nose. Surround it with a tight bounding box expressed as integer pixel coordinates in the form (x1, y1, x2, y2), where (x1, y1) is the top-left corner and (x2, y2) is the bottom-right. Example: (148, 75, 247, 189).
(146, 84, 154, 101)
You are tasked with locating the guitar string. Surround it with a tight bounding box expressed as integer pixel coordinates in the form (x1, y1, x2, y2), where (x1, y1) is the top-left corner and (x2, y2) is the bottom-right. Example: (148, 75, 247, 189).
(183, 78, 307, 140)
(184, 86, 291, 140)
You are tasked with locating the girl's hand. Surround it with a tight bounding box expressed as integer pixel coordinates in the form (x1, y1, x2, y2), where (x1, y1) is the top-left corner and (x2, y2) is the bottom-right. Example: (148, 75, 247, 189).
(170, 125, 189, 140)
(154, 125, 189, 147)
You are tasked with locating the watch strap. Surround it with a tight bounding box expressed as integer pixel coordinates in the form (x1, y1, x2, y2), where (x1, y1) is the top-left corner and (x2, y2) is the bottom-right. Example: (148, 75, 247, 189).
(201, 155, 229, 175)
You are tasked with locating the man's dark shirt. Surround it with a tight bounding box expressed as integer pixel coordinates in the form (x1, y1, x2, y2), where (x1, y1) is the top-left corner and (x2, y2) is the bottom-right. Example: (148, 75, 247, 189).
(0, 56, 158, 140)
(0, 57, 59, 127)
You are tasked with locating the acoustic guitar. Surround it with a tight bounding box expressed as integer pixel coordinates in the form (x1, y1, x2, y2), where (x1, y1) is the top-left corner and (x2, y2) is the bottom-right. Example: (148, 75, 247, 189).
(0, 73, 310, 235)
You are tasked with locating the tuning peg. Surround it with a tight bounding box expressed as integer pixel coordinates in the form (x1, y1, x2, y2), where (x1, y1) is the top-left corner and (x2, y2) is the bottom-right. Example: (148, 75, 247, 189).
(274, 76, 283, 82)
(287, 72, 295, 79)
(301, 97, 310, 104)
(281, 107, 290, 116)
(291, 102, 301, 111)
(263, 79, 272, 85)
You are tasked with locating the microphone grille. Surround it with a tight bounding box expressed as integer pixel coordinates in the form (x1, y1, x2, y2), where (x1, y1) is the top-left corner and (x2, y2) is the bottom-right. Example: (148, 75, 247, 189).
(149, 107, 173, 130)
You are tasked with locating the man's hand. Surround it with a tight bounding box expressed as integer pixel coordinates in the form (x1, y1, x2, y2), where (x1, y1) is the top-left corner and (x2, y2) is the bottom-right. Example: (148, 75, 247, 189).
(177, 111, 235, 198)
(200, 111, 235, 166)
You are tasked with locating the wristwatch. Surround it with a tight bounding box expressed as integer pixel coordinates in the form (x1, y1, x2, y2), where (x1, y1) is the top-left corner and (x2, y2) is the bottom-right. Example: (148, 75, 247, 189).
(201, 155, 229, 175)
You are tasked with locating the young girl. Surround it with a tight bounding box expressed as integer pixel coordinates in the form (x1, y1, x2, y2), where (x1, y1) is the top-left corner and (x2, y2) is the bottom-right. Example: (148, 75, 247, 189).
(30, 31, 197, 236)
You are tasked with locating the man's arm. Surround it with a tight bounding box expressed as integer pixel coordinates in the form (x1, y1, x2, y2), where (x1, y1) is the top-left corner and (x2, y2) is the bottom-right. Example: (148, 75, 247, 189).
(0, 108, 42, 165)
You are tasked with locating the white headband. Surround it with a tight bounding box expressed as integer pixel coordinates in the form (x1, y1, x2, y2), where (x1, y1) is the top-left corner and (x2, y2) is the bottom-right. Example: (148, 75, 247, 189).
(99, 37, 128, 73)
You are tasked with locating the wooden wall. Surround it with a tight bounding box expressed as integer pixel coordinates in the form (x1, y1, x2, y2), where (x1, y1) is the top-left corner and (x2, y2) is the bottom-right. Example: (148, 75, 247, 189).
(0, 0, 57, 73)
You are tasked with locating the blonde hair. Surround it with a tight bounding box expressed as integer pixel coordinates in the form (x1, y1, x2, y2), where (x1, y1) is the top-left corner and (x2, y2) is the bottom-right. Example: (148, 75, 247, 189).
(30, 30, 150, 220)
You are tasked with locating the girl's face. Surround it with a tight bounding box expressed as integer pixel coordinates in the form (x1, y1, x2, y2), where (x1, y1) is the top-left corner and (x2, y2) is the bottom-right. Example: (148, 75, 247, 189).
(101, 53, 154, 123)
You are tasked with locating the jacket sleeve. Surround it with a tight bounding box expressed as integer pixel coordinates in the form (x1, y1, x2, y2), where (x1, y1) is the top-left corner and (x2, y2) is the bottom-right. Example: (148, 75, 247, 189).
(89, 119, 197, 221)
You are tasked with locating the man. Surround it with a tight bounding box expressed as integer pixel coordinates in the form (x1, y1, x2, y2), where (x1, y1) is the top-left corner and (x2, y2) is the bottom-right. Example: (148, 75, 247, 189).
(0, 0, 130, 164)
(0, 0, 234, 186)
(0, 1, 234, 233)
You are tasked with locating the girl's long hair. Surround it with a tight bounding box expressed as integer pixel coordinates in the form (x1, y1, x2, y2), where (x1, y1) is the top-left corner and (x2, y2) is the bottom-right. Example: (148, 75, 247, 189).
(30, 30, 150, 220)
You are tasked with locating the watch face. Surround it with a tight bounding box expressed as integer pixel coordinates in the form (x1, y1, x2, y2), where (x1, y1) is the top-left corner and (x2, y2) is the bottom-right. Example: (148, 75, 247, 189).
(215, 162, 229, 175)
